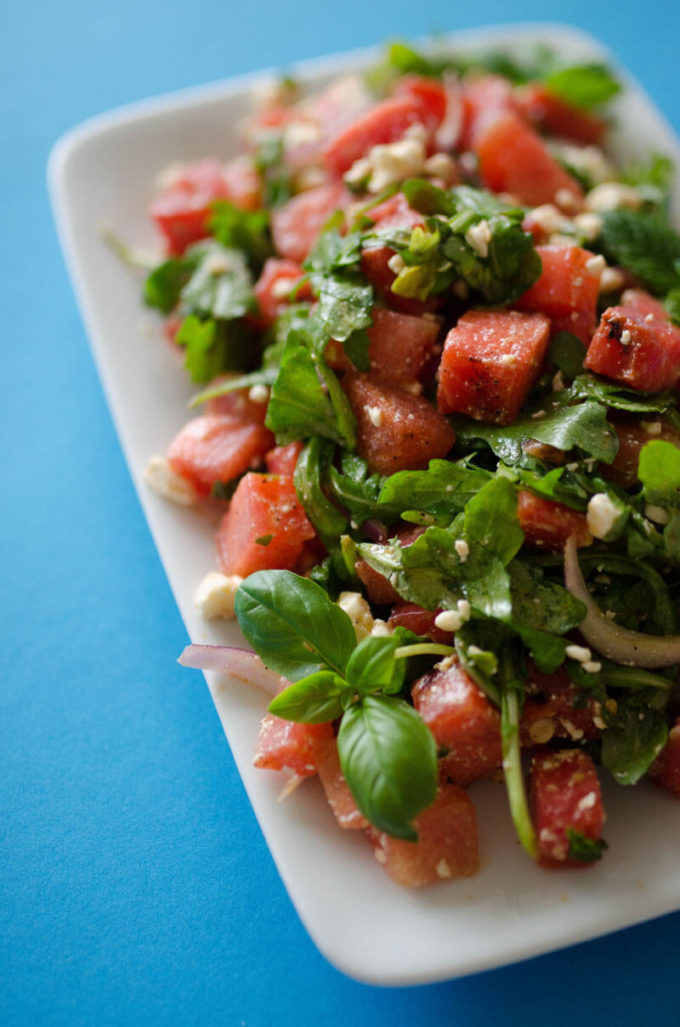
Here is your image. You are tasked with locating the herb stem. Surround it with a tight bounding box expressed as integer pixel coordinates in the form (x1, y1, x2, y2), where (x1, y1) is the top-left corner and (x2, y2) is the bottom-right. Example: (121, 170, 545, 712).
(394, 643, 456, 660)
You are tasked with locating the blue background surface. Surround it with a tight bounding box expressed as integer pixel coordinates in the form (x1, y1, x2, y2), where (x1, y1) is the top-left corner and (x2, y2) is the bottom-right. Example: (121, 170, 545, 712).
(3, 2, 680, 1024)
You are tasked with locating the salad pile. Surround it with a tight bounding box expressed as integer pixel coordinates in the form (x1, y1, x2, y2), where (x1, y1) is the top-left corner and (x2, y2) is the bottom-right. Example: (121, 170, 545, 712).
(129, 38, 680, 886)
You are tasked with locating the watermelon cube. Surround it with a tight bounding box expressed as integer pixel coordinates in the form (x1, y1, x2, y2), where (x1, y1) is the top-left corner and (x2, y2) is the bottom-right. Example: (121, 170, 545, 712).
(531, 749, 605, 867)
(584, 306, 680, 393)
(436, 309, 551, 425)
(342, 372, 455, 475)
(365, 782, 479, 887)
(216, 472, 316, 577)
(412, 658, 502, 786)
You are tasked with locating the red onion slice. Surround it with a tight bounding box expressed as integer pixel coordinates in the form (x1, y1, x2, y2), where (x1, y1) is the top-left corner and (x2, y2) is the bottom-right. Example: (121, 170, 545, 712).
(564, 535, 680, 668)
(179, 644, 281, 696)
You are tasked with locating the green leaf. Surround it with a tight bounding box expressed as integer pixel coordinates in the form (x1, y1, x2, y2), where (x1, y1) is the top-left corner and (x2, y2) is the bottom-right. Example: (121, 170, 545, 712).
(463, 477, 523, 567)
(208, 201, 272, 272)
(176, 314, 252, 384)
(234, 570, 356, 680)
(453, 397, 619, 465)
(265, 332, 346, 445)
(326, 454, 400, 526)
(544, 63, 621, 110)
(337, 695, 437, 840)
(547, 332, 586, 381)
(566, 829, 608, 864)
(599, 210, 680, 296)
(145, 254, 197, 313)
(253, 134, 293, 208)
(601, 691, 668, 785)
(344, 635, 405, 695)
(181, 242, 255, 320)
(268, 670, 350, 723)
(378, 458, 492, 520)
(316, 272, 374, 343)
(569, 373, 678, 414)
(638, 439, 680, 507)
(293, 437, 349, 556)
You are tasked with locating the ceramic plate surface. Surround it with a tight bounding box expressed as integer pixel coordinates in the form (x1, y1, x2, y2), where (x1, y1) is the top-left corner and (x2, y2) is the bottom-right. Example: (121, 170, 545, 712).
(49, 23, 680, 985)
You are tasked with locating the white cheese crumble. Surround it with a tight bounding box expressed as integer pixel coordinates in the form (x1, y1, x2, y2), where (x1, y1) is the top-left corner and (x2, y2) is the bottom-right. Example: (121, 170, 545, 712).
(599, 266, 625, 293)
(248, 384, 269, 404)
(585, 182, 643, 213)
(565, 644, 593, 664)
(620, 328, 632, 346)
(573, 211, 604, 241)
(587, 492, 621, 540)
(582, 661, 602, 674)
(465, 219, 492, 259)
(577, 791, 597, 812)
(365, 405, 383, 428)
(345, 124, 428, 193)
(641, 420, 662, 435)
(338, 591, 374, 640)
(454, 539, 469, 562)
(528, 203, 566, 235)
(144, 455, 198, 506)
(271, 277, 294, 299)
(387, 253, 405, 274)
(585, 254, 606, 278)
(436, 859, 452, 879)
(423, 152, 457, 183)
(194, 572, 243, 620)
(434, 609, 463, 632)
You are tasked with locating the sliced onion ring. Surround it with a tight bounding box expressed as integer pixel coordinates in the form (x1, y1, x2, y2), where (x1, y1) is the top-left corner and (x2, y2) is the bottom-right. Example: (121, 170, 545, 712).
(564, 535, 680, 668)
(179, 644, 281, 696)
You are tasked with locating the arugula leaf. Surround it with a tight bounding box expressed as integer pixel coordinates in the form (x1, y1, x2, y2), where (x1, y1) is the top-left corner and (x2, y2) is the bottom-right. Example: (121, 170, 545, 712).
(638, 439, 680, 507)
(386, 185, 541, 306)
(208, 200, 272, 272)
(378, 459, 493, 521)
(253, 134, 293, 208)
(265, 332, 349, 445)
(599, 210, 680, 296)
(544, 63, 621, 110)
(453, 396, 618, 465)
(234, 570, 356, 680)
(509, 561, 585, 637)
(498, 644, 537, 859)
(566, 830, 608, 864)
(293, 437, 349, 555)
(464, 476, 524, 566)
(176, 314, 252, 384)
(568, 373, 678, 414)
(327, 453, 400, 527)
(338, 695, 438, 841)
(180, 243, 255, 320)
(189, 367, 278, 408)
(145, 254, 198, 313)
(547, 332, 586, 381)
(666, 288, 680, 327)
(601, 690, 669, 785)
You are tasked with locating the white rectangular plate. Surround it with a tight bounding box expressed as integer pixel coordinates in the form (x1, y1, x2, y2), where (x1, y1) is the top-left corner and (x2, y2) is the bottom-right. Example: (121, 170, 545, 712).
(49, 23, 680, 985)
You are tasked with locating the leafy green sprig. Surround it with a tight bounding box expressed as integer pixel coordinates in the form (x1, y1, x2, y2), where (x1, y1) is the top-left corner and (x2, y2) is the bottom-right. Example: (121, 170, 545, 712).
(234, 570, 439, 840)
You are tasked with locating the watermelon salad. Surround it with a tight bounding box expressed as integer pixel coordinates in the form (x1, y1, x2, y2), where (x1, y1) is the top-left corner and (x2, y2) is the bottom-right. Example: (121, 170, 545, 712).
(124, 38, 680, 886)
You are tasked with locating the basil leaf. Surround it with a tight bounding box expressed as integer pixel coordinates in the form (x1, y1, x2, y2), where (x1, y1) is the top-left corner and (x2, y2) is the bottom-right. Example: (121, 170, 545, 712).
(234, 570, 356, 680)
(268, 670, 350, 723)
(544, 63, 621, 110)
(338, 695, 437, 841)
(638, 439, 680, 507)
(344, 635, 405, 695)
